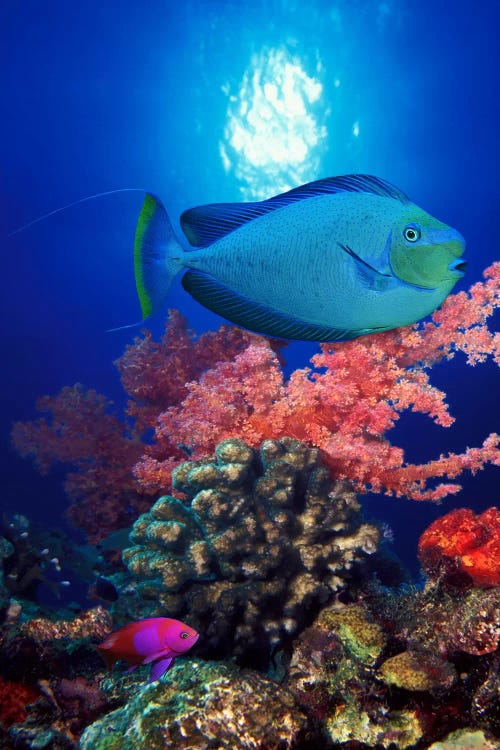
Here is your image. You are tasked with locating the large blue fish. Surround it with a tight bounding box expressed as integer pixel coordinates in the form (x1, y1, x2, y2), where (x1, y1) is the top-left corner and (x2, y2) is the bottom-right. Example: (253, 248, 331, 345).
(134, 175, 466, 341)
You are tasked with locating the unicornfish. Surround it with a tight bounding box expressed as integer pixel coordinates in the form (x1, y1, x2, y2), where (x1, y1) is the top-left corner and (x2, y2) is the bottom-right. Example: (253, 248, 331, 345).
(134, 174, 466, 341)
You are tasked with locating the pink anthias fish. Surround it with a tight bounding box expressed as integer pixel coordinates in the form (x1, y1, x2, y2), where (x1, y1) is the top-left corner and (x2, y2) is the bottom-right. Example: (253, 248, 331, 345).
(96, 617, 199, 682)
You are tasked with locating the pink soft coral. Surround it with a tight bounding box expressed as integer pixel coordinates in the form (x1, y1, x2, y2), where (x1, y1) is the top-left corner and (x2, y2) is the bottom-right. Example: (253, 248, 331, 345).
(136, 263, 500, 501)
(11, 384, 149, 542)
(12, 264, 500, 540)
(11, 313, 261, 541)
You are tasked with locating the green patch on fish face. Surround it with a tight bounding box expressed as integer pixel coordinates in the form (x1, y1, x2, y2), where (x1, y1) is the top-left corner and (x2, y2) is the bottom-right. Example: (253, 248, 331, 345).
(390, 206, 466, 290)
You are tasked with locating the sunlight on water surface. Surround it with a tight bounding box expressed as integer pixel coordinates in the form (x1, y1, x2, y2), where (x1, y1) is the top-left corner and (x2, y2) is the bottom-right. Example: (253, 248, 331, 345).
(220, 46, 328, 200)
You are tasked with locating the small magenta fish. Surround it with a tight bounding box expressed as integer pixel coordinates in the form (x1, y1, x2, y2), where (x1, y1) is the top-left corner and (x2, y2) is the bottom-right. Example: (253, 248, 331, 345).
(96, 617, 199, 682)
(134, 174, 466, 341)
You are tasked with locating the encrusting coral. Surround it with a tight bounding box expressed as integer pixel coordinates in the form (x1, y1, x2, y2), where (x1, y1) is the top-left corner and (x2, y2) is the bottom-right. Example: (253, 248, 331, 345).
(286, 603, 425, 749)
(286, 589, 500, 748)
(11, 263, 500, 541)
(122, 437, 380, 662)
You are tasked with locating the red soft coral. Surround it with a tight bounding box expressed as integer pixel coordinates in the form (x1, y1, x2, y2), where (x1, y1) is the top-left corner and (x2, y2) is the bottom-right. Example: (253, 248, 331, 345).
(11, 384, 150, 543)
(0, 675, 39, 728)
(418, 507, 500, 587)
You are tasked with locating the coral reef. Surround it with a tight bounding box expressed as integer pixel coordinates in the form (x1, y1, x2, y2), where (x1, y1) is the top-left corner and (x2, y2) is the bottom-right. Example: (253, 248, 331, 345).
(79, 659, 311, 750)
(286, 590, 500, 748)
(418, 507, 500, 587)
(326, 704, 423, 749)
(0, 606, 112, 683)
(0, 514, 71, 608)
(319, 603, 386, 665)
(286, 602, 426, 748)
(0, 535, 498, 747)
(12, 264, 500, 541)
(0, 605, 117, 748)
(20, 605, 112, 644)
(0, 534, 14, 613)
(399, 584, 500, 657)
(379, 648, 456, 691)
(122, 437, 380, 663)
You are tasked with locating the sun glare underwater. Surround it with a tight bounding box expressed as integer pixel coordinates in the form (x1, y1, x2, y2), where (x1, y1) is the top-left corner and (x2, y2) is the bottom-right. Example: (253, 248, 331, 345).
(1, 1, 499, 747)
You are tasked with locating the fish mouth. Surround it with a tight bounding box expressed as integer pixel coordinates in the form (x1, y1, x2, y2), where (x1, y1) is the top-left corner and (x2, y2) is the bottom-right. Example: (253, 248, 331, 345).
(448, 258, 467, 276)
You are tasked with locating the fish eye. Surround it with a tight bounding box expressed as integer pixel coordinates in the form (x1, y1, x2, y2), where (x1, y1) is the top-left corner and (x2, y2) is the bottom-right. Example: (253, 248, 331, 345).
(403, 225, 421, 243)
(180, 631, 190, 639)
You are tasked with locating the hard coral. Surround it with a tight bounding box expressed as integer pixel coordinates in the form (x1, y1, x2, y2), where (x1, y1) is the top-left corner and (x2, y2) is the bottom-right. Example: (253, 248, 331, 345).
(0, 607, 117, 747)
(373, 581, 500, 659)
(286, 603, 425, 749)
(21, 605, 112, 643)
(428, 728, 498, 749)
(80, 659, 311, 750)
(379, 649, 456, 692)
(0, 606, 113, 687)
(122, 437, 380, 664)
(287, 593, 499, 748)
(418, 507, 500, 587)
(319, 603, 386, 666)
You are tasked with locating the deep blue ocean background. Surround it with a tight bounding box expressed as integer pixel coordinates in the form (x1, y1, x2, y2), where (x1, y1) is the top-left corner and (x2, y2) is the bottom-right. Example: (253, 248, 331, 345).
(1, 0, 499, 576)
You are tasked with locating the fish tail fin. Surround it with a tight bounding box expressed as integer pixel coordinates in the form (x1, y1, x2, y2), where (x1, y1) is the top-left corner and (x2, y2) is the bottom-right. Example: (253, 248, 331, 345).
(134, 193, 183, 320)
(95, 645, 116, 672)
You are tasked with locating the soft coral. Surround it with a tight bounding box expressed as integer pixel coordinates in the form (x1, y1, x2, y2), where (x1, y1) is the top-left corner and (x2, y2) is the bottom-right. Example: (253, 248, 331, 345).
(418, 507, 500, 587)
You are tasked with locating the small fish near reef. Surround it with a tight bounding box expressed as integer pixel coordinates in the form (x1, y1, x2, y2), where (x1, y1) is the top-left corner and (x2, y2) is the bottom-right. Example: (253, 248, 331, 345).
(96, 617, 199, 682)
(135, 174, 466, 341)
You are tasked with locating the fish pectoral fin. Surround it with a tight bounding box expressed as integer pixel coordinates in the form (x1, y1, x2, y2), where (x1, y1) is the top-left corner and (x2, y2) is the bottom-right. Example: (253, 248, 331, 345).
(142, 648, 173, 665)
(148, 656, 175, 683)
(183, 270, 365, 342)
(339, 243, 394, 291)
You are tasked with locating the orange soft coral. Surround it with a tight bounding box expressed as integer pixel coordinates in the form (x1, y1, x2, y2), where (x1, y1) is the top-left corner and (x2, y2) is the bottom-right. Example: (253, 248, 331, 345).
(418, 507, 500, 587)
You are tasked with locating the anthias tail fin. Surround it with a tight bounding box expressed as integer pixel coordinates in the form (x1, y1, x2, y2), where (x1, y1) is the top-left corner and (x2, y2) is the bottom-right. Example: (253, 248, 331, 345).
(134, 193, 183, 319)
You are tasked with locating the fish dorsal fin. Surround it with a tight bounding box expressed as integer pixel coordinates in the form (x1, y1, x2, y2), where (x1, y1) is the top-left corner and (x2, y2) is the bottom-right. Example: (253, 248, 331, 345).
(180, 174, 410, 247)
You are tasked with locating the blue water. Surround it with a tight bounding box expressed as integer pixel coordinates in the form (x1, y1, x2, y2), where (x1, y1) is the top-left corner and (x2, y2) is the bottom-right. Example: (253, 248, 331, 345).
(1, 0, 499, 573)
